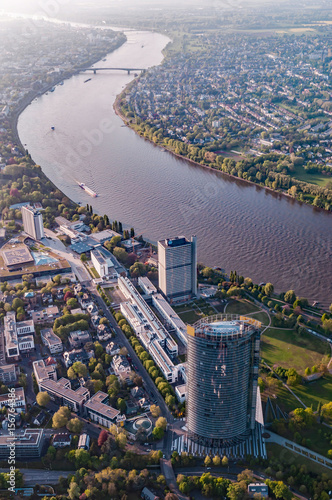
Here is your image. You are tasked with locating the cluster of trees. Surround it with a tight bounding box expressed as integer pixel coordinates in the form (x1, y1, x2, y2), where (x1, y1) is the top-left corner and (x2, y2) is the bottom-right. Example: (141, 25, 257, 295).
(176, 469, 265, 499)
(262, 450, 332, 498)
(53, 312, 89, 341)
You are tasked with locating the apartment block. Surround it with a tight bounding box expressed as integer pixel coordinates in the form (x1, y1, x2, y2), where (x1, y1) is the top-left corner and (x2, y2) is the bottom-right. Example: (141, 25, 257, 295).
(84, 391, 120, 427)
(41, 328, 63, 354)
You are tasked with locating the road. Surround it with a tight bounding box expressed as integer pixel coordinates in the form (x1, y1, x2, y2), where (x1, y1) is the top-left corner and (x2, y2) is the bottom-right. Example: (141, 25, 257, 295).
(89, 284, 174, 423)
(41, 229, 90, 283)
(0, 468, 73, 485)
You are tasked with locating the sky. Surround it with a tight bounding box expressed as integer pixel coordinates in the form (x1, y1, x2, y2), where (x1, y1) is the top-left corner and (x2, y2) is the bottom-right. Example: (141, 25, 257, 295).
(0, 0, 281, 14)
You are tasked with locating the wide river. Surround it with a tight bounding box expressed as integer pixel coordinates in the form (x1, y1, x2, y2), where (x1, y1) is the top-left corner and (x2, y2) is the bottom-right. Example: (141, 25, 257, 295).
(18, 28, 332, 307)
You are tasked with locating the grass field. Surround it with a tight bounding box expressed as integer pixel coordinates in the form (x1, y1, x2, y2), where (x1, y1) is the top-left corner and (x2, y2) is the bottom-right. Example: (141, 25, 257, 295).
(225, 299, 260, 315)
(251, 310, 270, 326)
(291, 165, 331, 187)
(178, 310, 202, 324)
(261, 327, 330, 374)
(292, 374, 332, 407)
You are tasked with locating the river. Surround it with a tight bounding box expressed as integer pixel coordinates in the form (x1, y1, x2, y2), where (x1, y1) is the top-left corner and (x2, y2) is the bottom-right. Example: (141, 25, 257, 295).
(17, 27, 332, 307)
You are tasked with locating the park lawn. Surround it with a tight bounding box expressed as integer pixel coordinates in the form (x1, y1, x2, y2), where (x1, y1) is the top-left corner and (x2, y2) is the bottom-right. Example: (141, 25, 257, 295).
(270, 385, 302, 414)
(266, 443, 332, 478)
(250, 310, 270, 326)
(226, 299, 261, 315)
(261, 328, 330, 374)
(173, 303, 194, 313)
(292, 374, 332, 407)
(178, 310, 202, 325)
(290, 164, 331, 187)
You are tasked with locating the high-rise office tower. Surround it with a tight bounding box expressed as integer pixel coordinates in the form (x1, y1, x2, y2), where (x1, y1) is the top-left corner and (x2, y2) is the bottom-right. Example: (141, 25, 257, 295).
(187, 315, 261, 447)
(158, 235, 197, 303)
(21, 206, 45, 240)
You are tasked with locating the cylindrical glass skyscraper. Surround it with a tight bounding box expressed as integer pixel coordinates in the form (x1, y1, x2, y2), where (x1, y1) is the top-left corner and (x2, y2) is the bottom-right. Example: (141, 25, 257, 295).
(187, 314, 261, 447)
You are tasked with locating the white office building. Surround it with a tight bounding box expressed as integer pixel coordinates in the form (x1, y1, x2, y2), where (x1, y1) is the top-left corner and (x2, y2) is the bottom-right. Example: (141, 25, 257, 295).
(152, 293, 188, 346)
(21, 205, 45, 240)
(158, 235, 197, 303)
(91, 249, 108, 278)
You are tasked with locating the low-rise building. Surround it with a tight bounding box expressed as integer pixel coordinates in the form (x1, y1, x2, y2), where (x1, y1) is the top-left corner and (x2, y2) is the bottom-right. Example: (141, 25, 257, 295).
(41, 328, 63, 354)
(16, 320, 35, 336)
(0, 364, 17, 384)
(0, 429, 44, 459)
(31, 306, 59, 324)
(4, 311, 19, 359)
(152, 293, 187, 346)
(63, 349, 92, 368)
(0, 387, 26, 413)
(91, 248, 108, 278)
(33, 411, 46, 426)
(175, 384, 187, 403)
(138, 276, 157, 296)
(39, 378, 90, 413)
(112, 355, 131, 377)
(106, 342, 120, 356)
(84, 391, 120, 427)
(68, 330, 91, 349)
(53, 433, 72, 448)
(248, 483, 269, 498)
(18, 335, 34, 353)
(33, 359, 58, 386)
(78, 433, 90, 450)
(141, 487, 160, 500)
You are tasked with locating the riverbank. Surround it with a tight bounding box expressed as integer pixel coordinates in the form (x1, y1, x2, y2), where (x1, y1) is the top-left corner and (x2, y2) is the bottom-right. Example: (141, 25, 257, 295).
(113, 92, 315, 211)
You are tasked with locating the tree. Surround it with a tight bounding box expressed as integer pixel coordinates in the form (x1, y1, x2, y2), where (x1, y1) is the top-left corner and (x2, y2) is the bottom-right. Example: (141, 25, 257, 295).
(98, 429, 108, 447)
(284, 290, 296, 304)
(222, 455, 229, 466)
(213, 455, 221, 466)
(204, 455, 212, 467)
(71, 361, 88, 378)
(322, 402, 332, 417)
(36, 391, 50, 407)
(150, 405, 161, 418)
(67, 297, 78, 309)
(155, 417, 167, 430)
(52, 406, 71, 429)
(80, 254, 87, 263)
(113, 247, 128, 264)
(116, 432, 127, 450)
(67, 418, 83, 434)
(12, 298, 24, 311)
(117, 398, 126, 413)
(165, 394, 176, 407)
(264, 283, 274, 296)
(67, 482, 80, 500)
(152, 426, 164, 440)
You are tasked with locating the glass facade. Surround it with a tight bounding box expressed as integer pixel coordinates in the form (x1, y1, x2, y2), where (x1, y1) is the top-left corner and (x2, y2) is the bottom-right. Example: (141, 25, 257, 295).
(187, 314, 260, 447)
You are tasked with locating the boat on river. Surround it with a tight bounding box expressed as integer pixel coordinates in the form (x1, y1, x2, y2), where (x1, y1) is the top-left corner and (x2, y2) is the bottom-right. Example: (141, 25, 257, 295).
(76, 181, 98, 197)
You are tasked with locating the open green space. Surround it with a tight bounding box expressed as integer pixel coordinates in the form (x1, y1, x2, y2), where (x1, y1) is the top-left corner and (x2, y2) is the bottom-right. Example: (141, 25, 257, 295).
(266, 443, 332, 478)
(290, 164, 331, 187)
(178, 310, 202, 325)
(251, 310, 270, 326)
(225, 299, 260, 315)
(261, 327, 330, 374)
(267, 385, 302, 414)
(292, 374, 332, 407)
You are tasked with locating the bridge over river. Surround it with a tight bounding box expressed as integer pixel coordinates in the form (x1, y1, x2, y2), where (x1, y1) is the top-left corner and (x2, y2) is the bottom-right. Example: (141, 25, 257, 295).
(79, 67, 145, 75)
